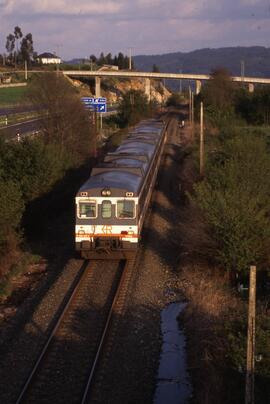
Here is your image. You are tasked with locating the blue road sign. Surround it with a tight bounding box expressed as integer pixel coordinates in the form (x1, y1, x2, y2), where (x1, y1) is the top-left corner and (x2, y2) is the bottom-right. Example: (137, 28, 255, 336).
(81, 97, 107, 112)
(97, 104, 107, 113)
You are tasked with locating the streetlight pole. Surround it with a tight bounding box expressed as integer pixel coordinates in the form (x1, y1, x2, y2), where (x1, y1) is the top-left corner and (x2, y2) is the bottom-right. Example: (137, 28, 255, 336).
(55, 43, 62, 76)
(179, 69, 182, 94)
(128, 47, 132, 70)
(241, 60, 245, 84)
(200, 102, 204, 176)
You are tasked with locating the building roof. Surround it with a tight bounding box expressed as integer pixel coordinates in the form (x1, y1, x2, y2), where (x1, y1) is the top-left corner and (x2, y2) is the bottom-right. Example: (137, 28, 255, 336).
(38, 52, 60, 59)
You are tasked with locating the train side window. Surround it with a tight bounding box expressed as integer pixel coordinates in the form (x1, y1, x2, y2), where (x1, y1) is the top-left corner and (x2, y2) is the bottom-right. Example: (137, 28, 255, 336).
(79, 201, 97, 218)
(117, 200, 135, 219)
(101, 200, 112, 218)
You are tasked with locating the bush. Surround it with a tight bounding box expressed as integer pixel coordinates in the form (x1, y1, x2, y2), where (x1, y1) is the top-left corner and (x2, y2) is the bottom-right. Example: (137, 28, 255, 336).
(0, 138, 72, 202)
(166, 92, 182, 107)
(235, 87, 270, 126)
(117, 89, 151, 126)
(0, 179, 24, 253)
(191, 135, 270, 274)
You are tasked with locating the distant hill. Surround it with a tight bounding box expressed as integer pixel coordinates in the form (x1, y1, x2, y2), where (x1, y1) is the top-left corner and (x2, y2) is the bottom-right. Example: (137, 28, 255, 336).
(133, 47, 270, 78)
(63, 58, 84, 65)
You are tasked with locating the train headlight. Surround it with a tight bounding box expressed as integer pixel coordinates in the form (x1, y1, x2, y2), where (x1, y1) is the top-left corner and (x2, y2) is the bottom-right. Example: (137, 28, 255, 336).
(101, 189, 111, 196)
(78, 230, 85, 235)
(128, 230, 134, 235)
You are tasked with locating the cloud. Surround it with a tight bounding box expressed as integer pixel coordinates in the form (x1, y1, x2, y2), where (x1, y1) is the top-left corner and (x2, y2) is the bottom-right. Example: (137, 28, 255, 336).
(0, 0, 122, 16)
(0, 0, 269, 59)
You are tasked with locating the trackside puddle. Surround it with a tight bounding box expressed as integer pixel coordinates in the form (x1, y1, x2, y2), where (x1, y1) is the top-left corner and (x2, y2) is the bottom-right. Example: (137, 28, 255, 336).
(154, 302, 192, 404)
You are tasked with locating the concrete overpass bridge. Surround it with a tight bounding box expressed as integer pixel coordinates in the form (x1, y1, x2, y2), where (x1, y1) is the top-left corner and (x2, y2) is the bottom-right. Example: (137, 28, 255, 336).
(62, 70, 270, 98)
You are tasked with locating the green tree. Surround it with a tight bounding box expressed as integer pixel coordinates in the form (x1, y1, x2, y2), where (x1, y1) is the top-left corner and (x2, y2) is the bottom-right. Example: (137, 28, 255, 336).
(20, 33, 34, 63)
(105, 52, 112, 65)
(166, 92, 182, 107)
(118, 89, 150, 126)
(5, 34, 15, 63)
(152, 64, 160, 73)
(0, 139, 70, 201)
(0, 179, 24, 253)
(201, 68, 236, 127)
(98, 52, 106, 65)
(191, 135, 270, 274)
(14, 26, 23, 65)
(235, 87, 270, 125)
(117, 52, 125, 69)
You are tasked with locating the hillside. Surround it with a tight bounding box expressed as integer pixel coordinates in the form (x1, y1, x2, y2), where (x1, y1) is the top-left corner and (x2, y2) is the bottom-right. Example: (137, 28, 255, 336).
(69, 76, 171, 104)
(133, 46, 270, 77)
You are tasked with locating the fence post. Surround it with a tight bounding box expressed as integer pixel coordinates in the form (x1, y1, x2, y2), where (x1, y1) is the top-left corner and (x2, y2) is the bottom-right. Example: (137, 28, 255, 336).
(245, 265, 256, 404)
(200, 101, 204, 176)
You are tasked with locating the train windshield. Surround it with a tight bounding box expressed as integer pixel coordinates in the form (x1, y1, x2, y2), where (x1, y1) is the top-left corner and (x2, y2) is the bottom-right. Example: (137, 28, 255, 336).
(101, 200, 112, 218)
(117, 200, 135, 219)
(79, 201, 96, 218)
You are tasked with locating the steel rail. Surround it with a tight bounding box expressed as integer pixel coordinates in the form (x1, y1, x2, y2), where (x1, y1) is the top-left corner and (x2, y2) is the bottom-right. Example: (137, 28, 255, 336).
(15, 260, 90, 404)
(81, 257, 134, 404)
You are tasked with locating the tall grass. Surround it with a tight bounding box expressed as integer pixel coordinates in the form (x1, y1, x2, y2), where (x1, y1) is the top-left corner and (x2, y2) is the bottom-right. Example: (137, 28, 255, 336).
(0, 86, 27, 106)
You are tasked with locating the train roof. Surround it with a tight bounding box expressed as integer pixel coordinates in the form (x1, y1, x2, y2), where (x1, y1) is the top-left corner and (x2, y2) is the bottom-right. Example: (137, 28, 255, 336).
(76, 119, 165, 198)
(102, 157, 148, 173)
(116, 143, 155, 158)
(78, 171, 142, 195)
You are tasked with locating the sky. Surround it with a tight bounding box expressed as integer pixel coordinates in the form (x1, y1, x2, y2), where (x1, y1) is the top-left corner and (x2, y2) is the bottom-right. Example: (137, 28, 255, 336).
(0, 0, 270, 60)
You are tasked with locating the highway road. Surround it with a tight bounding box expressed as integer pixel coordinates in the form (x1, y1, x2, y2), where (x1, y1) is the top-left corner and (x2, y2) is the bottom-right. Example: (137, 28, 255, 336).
(0, 108, 118, 141)
(0, 117, 43, 141)
(0, 105, 117, 140)
(0, 105, 42, 116)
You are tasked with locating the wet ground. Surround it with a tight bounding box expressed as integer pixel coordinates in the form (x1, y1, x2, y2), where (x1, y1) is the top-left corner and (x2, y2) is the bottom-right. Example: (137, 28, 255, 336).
(154, 302, 192, 404)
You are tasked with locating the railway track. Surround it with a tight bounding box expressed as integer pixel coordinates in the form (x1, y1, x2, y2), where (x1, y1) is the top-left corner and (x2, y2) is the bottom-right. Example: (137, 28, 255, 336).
(16, 255, 136, 404)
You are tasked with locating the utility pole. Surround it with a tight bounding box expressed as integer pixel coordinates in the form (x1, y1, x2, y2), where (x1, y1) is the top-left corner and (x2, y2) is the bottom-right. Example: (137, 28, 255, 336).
(24, 60, 28, 81)
(128, 47, 132, 70)
(241, 60, 245, 84)
(100, 113, 103, 130)
(200, 102, 204, 176)
(94, 110, 97, 158)
(245, 265, 256, 404)
(189, 86, 192, 124)
(191, 91, 194, 126)
(55, 44, 62, 76)
(179, 69, 182, 93)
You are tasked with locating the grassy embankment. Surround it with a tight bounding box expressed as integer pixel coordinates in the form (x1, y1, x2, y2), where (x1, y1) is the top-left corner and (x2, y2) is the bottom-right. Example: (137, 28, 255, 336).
(177, 121, 270, 404)
(0, 86, 27, 106)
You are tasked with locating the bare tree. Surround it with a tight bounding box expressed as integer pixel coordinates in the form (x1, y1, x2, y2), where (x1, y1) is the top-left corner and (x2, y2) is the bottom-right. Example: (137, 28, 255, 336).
(26, 73, 94, 159)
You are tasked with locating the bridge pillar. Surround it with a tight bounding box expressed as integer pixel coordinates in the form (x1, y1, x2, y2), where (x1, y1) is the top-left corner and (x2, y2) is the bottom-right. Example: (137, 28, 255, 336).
(95, 76, 101, 97)
(248, 83, 255, 93)
(195, 80, 202, 95)
(145, 78, 151, 101)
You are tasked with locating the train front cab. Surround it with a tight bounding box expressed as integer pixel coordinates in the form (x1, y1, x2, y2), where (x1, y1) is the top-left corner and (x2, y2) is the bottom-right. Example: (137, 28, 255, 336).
(75, 195, 139, 259)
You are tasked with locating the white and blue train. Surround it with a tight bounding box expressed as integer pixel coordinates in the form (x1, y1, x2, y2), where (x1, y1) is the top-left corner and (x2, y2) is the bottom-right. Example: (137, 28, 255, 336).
(75, 118, 167, 258)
